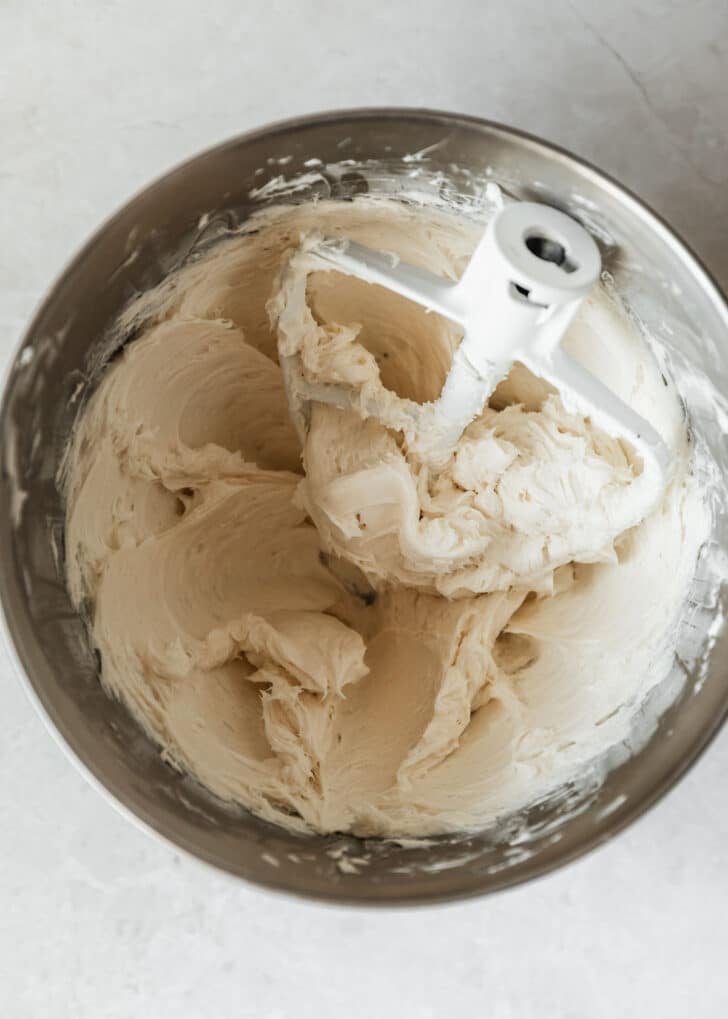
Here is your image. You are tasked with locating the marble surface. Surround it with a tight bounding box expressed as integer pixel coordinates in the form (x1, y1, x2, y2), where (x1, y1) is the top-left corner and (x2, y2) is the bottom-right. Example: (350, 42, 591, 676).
(1, 1, 726, 1016)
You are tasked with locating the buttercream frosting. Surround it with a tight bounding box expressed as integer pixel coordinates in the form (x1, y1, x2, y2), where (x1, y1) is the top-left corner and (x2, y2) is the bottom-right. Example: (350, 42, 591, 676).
(64, 199, 707, 836)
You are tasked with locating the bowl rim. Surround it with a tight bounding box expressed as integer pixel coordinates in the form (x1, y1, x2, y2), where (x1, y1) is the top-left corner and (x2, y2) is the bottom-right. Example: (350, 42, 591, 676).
(2, 106, 727, 906)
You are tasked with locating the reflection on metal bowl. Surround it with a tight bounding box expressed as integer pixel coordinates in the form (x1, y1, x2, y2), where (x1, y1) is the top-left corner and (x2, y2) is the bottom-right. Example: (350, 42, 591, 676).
(1, 109, 726, 904)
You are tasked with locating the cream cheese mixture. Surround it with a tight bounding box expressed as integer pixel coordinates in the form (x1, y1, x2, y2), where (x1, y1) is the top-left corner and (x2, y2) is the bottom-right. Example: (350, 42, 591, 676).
(64, 198, 707, 836)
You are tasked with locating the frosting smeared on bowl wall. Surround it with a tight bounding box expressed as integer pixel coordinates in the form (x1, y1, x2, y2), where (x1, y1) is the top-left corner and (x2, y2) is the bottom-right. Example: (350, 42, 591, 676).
(63, 196, 709, 838)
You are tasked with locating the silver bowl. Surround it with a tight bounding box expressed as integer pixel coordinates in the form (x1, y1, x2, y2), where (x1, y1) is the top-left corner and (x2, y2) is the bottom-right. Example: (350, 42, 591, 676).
(1, 109, 726, 905)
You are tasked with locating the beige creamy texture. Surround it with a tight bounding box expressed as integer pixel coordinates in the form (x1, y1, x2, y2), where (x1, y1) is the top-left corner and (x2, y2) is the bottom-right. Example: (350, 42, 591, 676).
(64, 199, 706, 836)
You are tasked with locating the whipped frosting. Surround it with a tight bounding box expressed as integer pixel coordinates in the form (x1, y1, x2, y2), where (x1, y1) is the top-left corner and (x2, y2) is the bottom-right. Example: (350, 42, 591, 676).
(64, 198, 707, 836)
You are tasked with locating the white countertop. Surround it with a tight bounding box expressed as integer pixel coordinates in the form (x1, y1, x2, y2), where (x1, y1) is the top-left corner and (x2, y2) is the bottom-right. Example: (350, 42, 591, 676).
(2, 1, 727, 1016)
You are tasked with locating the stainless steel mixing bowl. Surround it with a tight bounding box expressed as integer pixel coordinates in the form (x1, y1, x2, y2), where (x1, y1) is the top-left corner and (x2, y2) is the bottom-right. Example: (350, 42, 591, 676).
(2, 109, 726, 904)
